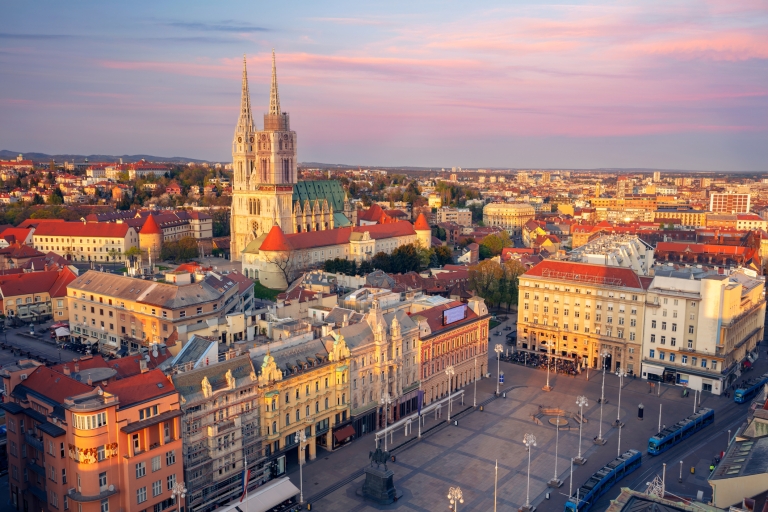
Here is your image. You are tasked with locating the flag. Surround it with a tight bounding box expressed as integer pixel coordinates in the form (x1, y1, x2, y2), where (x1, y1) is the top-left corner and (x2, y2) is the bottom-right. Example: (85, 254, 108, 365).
(240, 467, 251, 502)
(417, 390, 425, 416)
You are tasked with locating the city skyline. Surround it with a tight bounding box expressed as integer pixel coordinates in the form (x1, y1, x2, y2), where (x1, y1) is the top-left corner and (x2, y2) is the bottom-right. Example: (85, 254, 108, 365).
(2, 0, 768, 170)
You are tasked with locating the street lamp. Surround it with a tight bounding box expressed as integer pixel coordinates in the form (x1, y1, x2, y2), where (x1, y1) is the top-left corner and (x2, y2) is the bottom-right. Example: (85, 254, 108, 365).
(543, 354, 553, 392)
(595, 349, 610, 445)
(380, 392, 392, 451)
(523, 433, 537, 512)
(171, 481, 187, 512)
(297, 430, 307, 503)
(445, 365, 455, 422)
(448, 486, 464, 512)
(473, 354, 477, 407)
(575, 395, 588, 465)
(548, 414, 562, 488)
(613, 369, 627, 427)
(494, 344, 503, 395)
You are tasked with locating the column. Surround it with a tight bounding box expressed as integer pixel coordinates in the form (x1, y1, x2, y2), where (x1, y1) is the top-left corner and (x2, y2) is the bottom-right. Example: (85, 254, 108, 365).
(308, 437, 317, 460)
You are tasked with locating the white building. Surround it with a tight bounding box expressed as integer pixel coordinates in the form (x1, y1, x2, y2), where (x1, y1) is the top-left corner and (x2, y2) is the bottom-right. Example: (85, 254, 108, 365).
(569, 235, 654, 276)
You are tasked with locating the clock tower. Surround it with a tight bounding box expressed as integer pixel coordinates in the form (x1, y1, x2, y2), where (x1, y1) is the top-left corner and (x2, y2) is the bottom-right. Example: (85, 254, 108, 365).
(231, 51, 298, 260)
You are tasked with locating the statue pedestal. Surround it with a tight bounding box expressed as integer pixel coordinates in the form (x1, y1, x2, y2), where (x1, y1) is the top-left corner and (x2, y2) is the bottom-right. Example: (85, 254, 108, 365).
(358, 466, 402, 504)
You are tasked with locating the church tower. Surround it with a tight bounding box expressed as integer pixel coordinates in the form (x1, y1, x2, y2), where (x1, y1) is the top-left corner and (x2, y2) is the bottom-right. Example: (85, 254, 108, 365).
(231, 51, 298, 260)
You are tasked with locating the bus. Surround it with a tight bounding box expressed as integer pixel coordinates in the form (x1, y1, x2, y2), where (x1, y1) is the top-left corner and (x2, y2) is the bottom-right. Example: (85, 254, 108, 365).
(734, 373, 768, 404)
(564, 450, 642, 512)
(648, 408, 714, 455)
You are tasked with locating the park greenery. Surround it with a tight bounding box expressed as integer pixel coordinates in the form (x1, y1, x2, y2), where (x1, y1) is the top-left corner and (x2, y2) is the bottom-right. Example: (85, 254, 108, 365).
(468, 259, 526, 310)
(323, 243, 454, 277)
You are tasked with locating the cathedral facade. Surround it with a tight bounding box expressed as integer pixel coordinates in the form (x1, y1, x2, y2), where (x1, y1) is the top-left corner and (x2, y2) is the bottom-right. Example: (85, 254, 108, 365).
(230, 52, 351, 261)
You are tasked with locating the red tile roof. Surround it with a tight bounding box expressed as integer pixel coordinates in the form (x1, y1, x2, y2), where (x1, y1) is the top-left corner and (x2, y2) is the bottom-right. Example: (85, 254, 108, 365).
(0, 269, 64, 297)
(523, 260, 644, 289)
(104, 369, 175, 408)
(0, 227, 32, 242)
(140, 214, 162, 235)
(34, 221, 133, 238)
(260, 225, 292, 251)
(21, 366, 92, 404)
(416, 300, 482, 334)
(358, 204, 385, 222)
(260, 221, 417, 252)
(18, 219, 64, 229)
(414, 213, 430, 230)
(655, 242, 749, 255)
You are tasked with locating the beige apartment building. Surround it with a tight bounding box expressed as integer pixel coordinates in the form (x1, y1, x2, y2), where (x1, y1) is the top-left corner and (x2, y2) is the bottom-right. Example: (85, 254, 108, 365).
(33, 222, 139, 263)
(517, 260, 647, 374)
(640, 269, 765, 395)
(483, 203, 536, 237)
(436, 207, 472, 226)
(66, 270, 243, 354)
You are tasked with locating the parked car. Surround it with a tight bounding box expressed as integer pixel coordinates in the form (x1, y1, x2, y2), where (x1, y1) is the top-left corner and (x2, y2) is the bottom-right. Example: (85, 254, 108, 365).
(494, 331, 502, 336)
(504, 326, 512, 331)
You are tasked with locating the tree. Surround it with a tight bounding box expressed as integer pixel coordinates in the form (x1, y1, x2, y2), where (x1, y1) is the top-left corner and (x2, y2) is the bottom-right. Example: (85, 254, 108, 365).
(469, 260, 504, 307)
(371, 252, 392, 273)
(47, 188, 64, 205)
(479, 244, 492, 261)
(125, 246, 141, 266)
(263, 250, 299, 287)
(391, 244, 420, 274)
(430, 245, 453, 267)
(431, 225, 446, 241)
(481, 232, 511, 256)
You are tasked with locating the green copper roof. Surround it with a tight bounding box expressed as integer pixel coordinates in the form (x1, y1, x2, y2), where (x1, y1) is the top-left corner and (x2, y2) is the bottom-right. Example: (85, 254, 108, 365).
(293, 180, 346, 212)
(334, 212, 352, 227)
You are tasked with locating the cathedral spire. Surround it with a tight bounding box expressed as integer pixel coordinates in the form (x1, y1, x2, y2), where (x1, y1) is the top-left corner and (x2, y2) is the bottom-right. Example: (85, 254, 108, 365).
(269, 48, 281, 117)
(236, 55, 254, 134)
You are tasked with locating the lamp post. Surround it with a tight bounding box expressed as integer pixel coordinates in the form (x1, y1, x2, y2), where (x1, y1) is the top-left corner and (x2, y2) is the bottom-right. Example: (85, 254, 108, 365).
(297, 430, 307, 503)
(473, 354, 477, 407)
(523, 433, 537, 512)
(543, 355, 553, 392)
(447, 486, 464, 512)
(171, 481, 187, 512)
(380, 392, 392, 451)
(445, 365, 455, 423)
(494, 344, 503, 395)
(613, 369, 627, 427)
(575, 395, 588, 465)
(548, 414, 563, 488)
(595, 349, 609, 445)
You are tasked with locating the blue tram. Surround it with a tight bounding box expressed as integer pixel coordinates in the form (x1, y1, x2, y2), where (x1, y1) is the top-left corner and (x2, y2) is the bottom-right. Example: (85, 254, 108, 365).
(564, 449, 642, 512)
(647, 408, 714, 455)
(734, 373, 768, 404)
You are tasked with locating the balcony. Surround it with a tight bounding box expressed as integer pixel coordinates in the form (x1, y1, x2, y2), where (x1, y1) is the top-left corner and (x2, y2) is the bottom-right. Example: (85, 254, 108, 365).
(68, 486, 119, 503)
(25, 432, 44, 451)
(26, 460, 46, 477)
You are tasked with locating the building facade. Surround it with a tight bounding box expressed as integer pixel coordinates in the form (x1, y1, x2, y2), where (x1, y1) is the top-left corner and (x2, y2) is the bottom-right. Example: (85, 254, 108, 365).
(710, 192, 750, 214)
(415, 297, 490, 405)
(640, 269, 765, 394)
(517, 260, 647, 373)
(32, 222, 139, 263)
(482, 203, 536, 237)
(172, 354, 262, 511)
(435, 207, 472, 226)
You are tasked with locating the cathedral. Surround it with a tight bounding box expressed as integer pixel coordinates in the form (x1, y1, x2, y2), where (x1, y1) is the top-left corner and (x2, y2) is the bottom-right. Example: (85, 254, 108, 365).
(230, 51, 355, 260)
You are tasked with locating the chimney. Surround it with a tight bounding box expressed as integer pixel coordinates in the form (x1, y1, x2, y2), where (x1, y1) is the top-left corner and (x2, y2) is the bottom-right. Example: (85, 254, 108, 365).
(87, 373, 92, 386)
(160, 346, 166, 356)
(342, 314, 348, 328)
(139, 359, 148, 373)
(74, 361, 80, 373)
(62, 365, 70, 376)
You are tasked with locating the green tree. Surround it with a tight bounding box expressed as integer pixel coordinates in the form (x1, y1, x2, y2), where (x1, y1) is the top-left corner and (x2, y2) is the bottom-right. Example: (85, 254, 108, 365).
(371, 252, 392, 273)
(47, 188, 64, 205)
(480, 232, 511, 256)
(430, 245, 453, 267)
(391, 244, 420, 274)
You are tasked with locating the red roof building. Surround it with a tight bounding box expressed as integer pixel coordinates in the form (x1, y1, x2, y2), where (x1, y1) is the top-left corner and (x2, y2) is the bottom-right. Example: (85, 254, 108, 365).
(414, 213, 430, 231)
(140, 213, 162, 234)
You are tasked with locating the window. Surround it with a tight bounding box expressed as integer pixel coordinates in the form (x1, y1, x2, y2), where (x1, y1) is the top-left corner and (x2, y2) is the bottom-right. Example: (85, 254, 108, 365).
(629, 332, 635, 341)
(660, 336, 666, 345)
(72, 412, 107, 430)
(649, 349, 655, 358)
(152, 456, 161, 472)
(139, 405, 159, 420)
(196, 307, 203, 315)
(670, 338, 676, 347)
(711, 361, 717, 370)
(688, 325, 694, 334)
(99, 472, 107, 488)
(701, 359, 707, 368)
(661, 322, 667, 330)
(100, 499, 108, 512)
(672, 323, 677, 332)
(97, 445, 105, 461)
(650, 334, 655, 343)
(691, 357, 697, 366)
(62, 469, 67, 484)
(136, 462, 146, 479)
(682, 355, 688, 364)
(687, 339, 693, 349)
(167, 473, 176, 491)
(669, 353, 675, 362)
(651, 320, 656, 329)
(152, 480, 162, 497)
(137, 487, 147, 504)
(659, 351, 665, 361)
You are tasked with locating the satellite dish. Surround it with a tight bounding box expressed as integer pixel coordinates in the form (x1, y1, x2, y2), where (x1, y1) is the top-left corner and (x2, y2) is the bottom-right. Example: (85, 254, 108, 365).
(152, 350, 159, 358)
(144, 355, 150, 362)
(108, 484, 114, 491)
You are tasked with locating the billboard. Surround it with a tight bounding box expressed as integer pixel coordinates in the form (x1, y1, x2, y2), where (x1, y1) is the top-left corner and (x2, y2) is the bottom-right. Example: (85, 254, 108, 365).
(443, 304, 467, 325)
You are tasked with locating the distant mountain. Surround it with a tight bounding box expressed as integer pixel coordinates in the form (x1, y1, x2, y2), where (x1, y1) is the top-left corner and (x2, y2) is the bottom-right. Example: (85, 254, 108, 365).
(0, 150, 211, 164)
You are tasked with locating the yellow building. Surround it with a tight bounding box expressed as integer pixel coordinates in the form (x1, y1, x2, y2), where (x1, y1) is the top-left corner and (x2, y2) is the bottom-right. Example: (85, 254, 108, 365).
(483, 202, 536, 237)
(518, 260, 647, 373)
(254, 334, 351, 467)
(654, 209, 708, 228)
(0, 267, 77, 323)
(33, 221, 139, 263)
(66, 270, 245, 354)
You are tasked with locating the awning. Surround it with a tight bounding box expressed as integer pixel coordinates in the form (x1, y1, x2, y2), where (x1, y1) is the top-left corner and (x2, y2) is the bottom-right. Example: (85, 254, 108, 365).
(643, 363, 665, 376)
(333, 424, 356, 443)
(214, 477, 299, 512)
(55, 327, 70, 337)
(744, 360, 752, 368)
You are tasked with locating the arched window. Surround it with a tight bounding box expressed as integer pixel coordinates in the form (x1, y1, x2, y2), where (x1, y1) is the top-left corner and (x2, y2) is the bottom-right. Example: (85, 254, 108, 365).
(285, 413, 290, 426)
(295, 410, 300, 422)
(315, 401, 319, 413)
(272, 421, 276, 433)
(305, 405, 310, 417)
(324, 397, 329, 409)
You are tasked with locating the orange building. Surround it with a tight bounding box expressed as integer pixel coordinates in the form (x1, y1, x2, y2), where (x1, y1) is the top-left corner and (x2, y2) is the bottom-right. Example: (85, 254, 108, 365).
(1, 357, 183, 512)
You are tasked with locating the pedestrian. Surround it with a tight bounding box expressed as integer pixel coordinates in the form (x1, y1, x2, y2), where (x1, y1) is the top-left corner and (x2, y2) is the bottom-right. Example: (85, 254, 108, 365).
(709, 464, 715, 472)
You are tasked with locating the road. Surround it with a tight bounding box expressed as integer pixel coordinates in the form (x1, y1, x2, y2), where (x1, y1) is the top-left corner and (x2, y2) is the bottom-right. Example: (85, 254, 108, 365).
(0, 321, 84, 368)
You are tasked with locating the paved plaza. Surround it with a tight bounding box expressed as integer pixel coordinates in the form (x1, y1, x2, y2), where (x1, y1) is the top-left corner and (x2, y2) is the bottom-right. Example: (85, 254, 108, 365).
(284, 313, 766, 511)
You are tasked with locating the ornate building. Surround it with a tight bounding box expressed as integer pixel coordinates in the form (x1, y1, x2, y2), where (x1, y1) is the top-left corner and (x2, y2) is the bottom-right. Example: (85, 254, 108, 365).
(230, 52, 355, 260)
